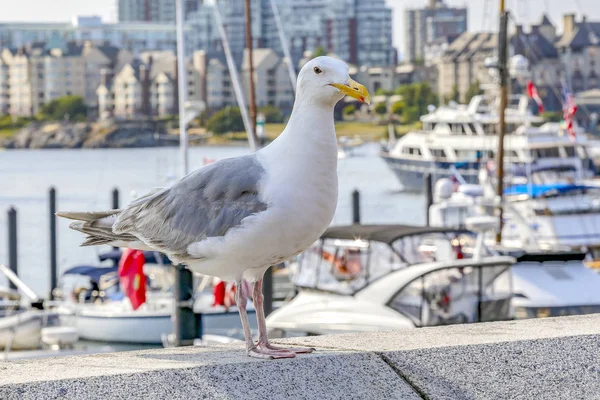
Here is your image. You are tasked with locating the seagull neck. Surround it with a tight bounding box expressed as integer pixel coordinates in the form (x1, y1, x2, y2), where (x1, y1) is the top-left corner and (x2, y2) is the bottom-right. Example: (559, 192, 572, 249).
(283, 101, 336, 144)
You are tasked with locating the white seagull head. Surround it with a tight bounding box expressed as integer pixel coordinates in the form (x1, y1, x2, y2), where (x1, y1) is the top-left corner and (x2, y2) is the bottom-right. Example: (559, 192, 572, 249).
(296, 56, 371, 107)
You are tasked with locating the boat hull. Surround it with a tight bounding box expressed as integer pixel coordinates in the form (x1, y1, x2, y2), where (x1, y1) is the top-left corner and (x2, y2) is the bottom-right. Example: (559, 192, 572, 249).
(381, 154, 480, 192)
(64, 308, 257, 344)
(0, 311, 44, 350)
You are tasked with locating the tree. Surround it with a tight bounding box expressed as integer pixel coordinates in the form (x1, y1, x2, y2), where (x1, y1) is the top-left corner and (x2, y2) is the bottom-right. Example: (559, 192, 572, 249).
(391, 101, 405, 116)
(375, 88, 394, 96)
(39, 96, 88, 121)
(312, 46, 325, 58)
(343, 104, 356, 116)
(446, 84, 460, 103)
(394, 82, 438, 123)
(258, 105, 284, 123)
(541, 111, 562, 122)
(465, 80, 483, 103)
(206, 107, 245, 134)
(374, 102, 387, 115)
(402, 106, 421, 124)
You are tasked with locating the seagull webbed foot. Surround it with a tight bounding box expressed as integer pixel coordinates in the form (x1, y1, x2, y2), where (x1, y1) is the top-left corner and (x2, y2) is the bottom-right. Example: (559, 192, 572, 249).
(260, 342, 314, 354)
(247, 344, 296, 359)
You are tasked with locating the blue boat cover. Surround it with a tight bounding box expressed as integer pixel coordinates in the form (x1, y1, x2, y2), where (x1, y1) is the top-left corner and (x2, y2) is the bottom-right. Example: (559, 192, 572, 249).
(62, 265, 118, 282)
(504, 183, 596, 198)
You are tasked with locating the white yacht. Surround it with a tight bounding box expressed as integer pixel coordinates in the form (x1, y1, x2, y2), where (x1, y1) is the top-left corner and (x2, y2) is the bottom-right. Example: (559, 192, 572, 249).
(429, 169, 600, 258)
(381, 95, 597, 191)
(266, 223, 600, 338)
(267, 224, 515, 337)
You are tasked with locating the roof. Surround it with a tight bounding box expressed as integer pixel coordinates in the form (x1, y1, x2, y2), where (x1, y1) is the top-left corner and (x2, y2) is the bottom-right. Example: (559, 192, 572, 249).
(321, 224, 465, 244)
(442, 32, 497, 62)
(511, 29, 558, 61)
(557, 20, 600, 49)
(539, 14, 553, 27)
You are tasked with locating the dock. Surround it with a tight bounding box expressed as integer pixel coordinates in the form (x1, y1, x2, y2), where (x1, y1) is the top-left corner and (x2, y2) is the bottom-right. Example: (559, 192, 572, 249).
(1, 314, 598, 399)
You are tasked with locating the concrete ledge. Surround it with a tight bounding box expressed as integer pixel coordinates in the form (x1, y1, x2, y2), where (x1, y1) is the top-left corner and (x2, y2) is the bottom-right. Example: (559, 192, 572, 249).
(2, 315, 600, 399)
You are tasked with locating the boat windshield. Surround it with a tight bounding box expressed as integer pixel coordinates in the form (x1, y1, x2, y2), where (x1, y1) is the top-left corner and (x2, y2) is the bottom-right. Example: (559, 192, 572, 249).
(530, 166, 578, 185)
(389, 264, 512, 327)
(294, 239, 404, 295)
(391, 232, 488, 264)
(294, 231, 489, 295)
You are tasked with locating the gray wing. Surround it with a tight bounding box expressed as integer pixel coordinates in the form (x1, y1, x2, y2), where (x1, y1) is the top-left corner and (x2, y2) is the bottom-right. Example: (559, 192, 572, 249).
(113, 154, 267, 257)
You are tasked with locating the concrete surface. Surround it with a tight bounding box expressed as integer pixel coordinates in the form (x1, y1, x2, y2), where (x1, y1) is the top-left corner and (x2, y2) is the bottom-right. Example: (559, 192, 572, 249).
(2, 315, 600, 399)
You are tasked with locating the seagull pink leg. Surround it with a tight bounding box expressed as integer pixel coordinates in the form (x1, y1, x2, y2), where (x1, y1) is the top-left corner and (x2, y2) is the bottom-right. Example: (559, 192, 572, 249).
(235, 279, 294, 359)
(253, 278, 314, 355)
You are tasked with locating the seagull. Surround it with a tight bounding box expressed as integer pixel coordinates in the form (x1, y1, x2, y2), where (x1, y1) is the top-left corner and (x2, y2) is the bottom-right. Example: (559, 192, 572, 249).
(57, 56, 371, 359)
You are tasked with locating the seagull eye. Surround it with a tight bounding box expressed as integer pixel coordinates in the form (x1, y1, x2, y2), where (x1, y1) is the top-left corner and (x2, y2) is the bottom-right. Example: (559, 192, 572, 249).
(313, 67, 322, 74)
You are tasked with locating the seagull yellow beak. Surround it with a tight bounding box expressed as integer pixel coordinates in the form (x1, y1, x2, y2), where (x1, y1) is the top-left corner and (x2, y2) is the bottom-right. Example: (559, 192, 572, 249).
(329, 78, 371, 105)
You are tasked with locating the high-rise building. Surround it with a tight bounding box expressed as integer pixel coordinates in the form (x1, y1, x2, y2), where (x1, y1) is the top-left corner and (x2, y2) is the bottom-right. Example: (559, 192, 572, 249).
(188, 0, 395, 67)
(0, 0, 395, 69)
(405, 0, 467, 63)
(117, 0, 201, 23)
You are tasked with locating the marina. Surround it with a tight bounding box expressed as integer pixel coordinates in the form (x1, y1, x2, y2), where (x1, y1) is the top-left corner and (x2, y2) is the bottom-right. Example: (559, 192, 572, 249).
(3, 0, 600, 397)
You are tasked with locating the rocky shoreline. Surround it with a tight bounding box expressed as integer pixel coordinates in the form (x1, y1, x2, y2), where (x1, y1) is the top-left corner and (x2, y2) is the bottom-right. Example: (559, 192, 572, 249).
(1, 120, 204, 149)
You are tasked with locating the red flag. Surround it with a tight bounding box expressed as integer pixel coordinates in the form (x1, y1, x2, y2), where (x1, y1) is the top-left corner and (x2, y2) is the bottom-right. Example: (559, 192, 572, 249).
(526, 81, 544, 113)
(561, 80, 578, 141)
(118, 249, 146, 310)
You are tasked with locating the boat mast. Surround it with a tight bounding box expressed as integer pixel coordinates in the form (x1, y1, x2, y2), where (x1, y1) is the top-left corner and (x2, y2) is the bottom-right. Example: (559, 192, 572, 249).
(176, 0, 189, 177)
(214, 2, 258, 151)
(269, 0, 297, 92)
(495, 0, 509, 244)
(244, 0, 259, 143)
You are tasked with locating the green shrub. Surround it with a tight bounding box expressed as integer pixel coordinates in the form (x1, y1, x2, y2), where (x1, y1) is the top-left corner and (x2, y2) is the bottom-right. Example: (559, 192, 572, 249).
(542, 111, 562, 122)
(374, 102, 388, 115)
(402, 106, 421, 124)
(206, 107, 245, 134)
(39, 96, 88, 121)
(343, 104, 356, 116)
(391, 101, 405, 116)
(258, 105, 284, 123)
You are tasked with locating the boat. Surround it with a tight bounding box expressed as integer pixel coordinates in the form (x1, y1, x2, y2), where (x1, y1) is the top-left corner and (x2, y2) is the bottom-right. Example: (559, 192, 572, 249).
(510, 251, 600, 319)
(266, 224, 515, 337)
(55, 250, 256, 345)
(381, 94, 597, 192)
(0, 265, 58, 351)
(429, 169, 600, 258)
(427, 177, 600, 318)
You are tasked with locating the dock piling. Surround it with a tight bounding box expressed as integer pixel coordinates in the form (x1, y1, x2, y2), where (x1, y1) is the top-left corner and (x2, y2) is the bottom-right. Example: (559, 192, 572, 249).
(49, 187, 58, 299)
(425, 173, 433, 226)
(7, 207, 17, 290)
(352, 189, 361, 224)
(111, 188, 120, 210)
(173, 265, 196, 346)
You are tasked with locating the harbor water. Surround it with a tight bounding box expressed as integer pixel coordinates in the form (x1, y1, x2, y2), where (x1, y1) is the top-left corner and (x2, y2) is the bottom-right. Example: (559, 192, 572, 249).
(0, 143, 424, 296)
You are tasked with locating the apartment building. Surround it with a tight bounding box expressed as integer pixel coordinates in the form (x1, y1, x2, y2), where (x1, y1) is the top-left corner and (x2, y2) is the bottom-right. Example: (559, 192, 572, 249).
(0, 51, 11, 115)
(241, 48, 294, 112)
(437, 32, 497, 102)
(2, 42, 86, 117)
(405, 0, 467, 63)
(118, 0, 200, 23)
(556, 14, 600, 93)
(97, 50, 203, 119)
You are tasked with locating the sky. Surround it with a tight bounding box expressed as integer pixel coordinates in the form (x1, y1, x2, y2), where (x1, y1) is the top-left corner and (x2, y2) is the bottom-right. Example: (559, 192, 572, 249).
(1, 0, 600, 56)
